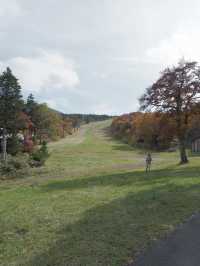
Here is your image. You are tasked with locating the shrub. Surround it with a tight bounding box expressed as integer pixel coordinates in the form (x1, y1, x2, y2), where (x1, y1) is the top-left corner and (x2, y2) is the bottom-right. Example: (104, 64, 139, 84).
(0, 153, 30, 179)
(23, 137, 35, 153)
(29, 141, 49, 167)
(0, 158, 16, 176)
(7, 136, 23, 155)
(11, 153, 30, 170)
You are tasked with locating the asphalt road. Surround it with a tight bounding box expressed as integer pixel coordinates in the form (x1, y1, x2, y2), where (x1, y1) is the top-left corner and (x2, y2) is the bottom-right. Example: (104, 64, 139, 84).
(131, 213, 200, 266)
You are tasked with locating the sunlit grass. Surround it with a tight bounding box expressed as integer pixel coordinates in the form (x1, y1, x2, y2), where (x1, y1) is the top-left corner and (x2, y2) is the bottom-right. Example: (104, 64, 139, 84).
(0, 120, 200, 265)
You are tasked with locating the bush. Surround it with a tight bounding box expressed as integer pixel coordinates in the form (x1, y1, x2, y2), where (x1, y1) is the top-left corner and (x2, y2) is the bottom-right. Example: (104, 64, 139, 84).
(23, 137, 35, 153)
(11, 153, 30, 170)
(7, 136, 23, 155)
(0, 158, 16, 176)
(0, 153, 30, 179)
(29, 141, 49, 167)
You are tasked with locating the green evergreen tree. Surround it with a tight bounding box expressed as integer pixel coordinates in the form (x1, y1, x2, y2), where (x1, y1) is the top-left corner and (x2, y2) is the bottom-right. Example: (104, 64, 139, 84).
(26, 93, 38, 117)
(0, 67, 23, 162)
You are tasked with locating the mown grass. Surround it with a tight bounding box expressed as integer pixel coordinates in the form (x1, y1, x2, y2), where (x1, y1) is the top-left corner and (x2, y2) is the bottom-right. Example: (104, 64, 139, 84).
(0, 120, 200, 266)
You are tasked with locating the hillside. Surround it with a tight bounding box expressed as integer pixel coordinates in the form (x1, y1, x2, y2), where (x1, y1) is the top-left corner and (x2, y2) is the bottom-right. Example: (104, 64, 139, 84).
(1, 121, 200, 265)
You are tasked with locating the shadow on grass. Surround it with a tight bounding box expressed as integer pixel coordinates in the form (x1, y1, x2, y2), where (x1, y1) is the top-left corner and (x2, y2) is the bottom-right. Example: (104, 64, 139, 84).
(101, 126, 146, 153)
(25, 174, 200, 266)
(41, 166, 200, 193)
(111, 144, 135, 151)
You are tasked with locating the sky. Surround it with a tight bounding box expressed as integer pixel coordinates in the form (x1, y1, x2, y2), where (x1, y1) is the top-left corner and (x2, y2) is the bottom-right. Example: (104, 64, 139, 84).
(1, 0, 200, 115)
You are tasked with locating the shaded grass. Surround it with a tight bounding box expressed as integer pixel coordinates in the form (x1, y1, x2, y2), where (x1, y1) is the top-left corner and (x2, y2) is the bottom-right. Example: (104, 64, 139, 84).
(0, 120, 200, 265)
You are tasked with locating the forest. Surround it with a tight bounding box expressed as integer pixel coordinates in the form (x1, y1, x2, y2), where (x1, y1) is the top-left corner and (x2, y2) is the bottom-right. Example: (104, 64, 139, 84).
(0, 67, 111, 175)
(111, 110, 200, 150)
(2, 1, 200, 265)
(111, 60, 200, 165)
(2, 60, 200, 265)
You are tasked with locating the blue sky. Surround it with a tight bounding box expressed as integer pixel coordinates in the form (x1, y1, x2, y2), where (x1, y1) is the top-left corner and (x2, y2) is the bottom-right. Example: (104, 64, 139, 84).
(1, 0, 200, 114)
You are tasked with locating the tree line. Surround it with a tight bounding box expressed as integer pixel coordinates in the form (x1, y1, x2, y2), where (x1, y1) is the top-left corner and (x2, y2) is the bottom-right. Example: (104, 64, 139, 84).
(111, 112, 176, 150)
(0, 67, 110, 163)
(63, 114, 112, 124)
(0, 68, 78, 161)
(111, 60, 200, 164)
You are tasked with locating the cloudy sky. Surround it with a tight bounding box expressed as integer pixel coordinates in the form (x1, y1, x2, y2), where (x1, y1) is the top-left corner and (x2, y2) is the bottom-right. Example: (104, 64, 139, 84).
(1, 0, 200, 114)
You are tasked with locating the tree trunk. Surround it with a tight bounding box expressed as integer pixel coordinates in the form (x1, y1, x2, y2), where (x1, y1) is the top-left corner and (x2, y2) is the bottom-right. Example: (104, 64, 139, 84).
(1, 128, 7, 163)
(176, 109, 188, 164)
(179, 139, 188, 164)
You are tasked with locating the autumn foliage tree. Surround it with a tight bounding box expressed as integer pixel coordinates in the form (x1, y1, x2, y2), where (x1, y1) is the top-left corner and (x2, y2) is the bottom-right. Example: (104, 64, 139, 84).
(0, 69, 81, 161)
(140, 60, 200, 164)
(111, 112, 175, 150)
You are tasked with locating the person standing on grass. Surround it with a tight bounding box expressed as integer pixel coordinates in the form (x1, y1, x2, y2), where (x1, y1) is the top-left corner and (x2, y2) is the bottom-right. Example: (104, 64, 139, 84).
(146, 153, 152, 172)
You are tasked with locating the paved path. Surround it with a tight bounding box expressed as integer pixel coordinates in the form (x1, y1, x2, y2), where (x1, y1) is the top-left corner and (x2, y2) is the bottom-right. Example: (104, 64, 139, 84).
(132, 213, 200, 266)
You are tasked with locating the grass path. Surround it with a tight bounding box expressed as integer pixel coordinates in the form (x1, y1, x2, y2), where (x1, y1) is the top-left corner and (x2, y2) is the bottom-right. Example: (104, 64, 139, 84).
(1, 120, 200, 265)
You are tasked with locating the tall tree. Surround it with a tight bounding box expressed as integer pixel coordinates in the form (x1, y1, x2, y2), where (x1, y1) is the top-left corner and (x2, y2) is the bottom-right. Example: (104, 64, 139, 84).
(32, 104, 64, 142)
(26, 93, 38, 117)
(140, 60, 200, 164)
(0, 67, 23, 161)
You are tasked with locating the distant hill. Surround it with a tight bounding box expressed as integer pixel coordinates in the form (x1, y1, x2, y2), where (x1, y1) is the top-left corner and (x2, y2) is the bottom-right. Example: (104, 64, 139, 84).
(62, 113, 113, 125)
(49, 106, 114, 128)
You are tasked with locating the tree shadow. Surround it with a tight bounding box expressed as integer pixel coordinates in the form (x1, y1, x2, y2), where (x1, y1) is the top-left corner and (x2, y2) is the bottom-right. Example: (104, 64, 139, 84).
(24, 177, 200, 266)
(41, 166, 200, 193)
(111, 144, 136, 152)
(101, 126, 146, 153)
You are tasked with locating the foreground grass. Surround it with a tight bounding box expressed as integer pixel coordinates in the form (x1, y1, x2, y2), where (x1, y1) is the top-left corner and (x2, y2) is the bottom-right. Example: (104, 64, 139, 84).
(1, 120, 200, 265)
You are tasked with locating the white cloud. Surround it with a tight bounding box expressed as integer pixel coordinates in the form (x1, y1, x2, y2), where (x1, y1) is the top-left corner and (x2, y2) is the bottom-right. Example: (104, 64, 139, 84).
(93, 103, 117, 115)
(112, 57, 138, 63)
(2, 0, 200, 114)
(146, 29, 200, 65)
(44, 99, 58, 110)
(92, 71, 110, 80)
(0, 51, 80, 94)
(0, 0, 21, 17)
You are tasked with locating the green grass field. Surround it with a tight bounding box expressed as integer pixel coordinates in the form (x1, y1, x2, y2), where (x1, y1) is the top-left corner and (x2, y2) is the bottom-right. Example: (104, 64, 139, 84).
(1, 120, 200, 266)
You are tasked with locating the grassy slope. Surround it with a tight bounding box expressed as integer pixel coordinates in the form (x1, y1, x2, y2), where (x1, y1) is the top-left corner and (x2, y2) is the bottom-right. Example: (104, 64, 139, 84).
(1, 120, 200, 266)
